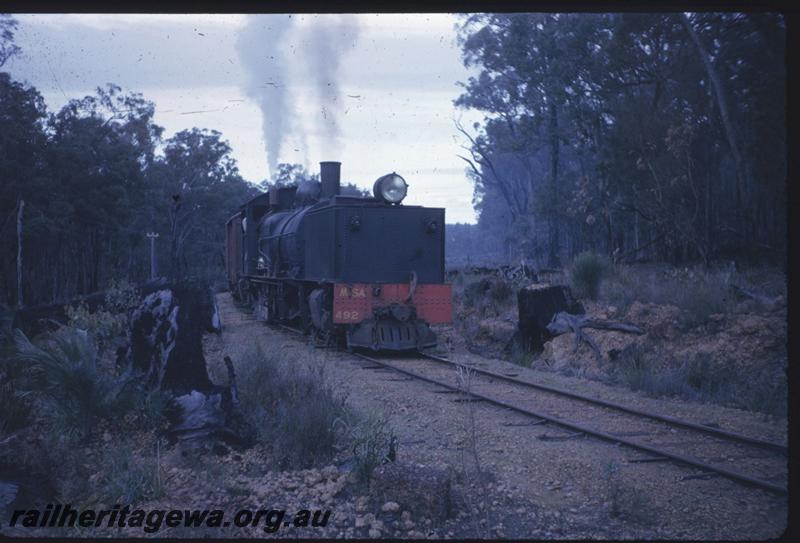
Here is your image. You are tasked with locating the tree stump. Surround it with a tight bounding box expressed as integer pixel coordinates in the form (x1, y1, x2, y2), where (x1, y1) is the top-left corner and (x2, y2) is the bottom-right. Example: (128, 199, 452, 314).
(119, 282, 255, 450)
(516, 285, 584, 352)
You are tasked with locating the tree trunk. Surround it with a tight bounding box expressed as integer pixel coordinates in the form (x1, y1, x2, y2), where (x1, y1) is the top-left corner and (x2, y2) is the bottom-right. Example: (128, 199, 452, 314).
(548, 102, 561, 267)
(681, 13, 748, 236)
(16, 199, 24, 308)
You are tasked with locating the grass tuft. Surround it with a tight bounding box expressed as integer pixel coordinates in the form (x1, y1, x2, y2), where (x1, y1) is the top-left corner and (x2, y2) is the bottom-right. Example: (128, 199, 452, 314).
(340, 412, 395, 486)
(611, 345, 786, 417)
(570, 251, 610, 300)
(11, 326, 138, 436)
(600, 265, 736, 327)
(94, 440, 165, 504)
(236, 344, 347, 469)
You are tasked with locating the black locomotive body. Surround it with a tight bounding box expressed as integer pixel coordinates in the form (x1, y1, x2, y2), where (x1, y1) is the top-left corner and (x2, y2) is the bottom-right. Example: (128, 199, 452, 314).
(225, 162, 452, 351)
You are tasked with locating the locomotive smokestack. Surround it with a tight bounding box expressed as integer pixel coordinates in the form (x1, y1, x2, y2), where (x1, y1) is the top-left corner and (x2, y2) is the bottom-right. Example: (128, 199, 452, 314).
(320, 161, 341, 199)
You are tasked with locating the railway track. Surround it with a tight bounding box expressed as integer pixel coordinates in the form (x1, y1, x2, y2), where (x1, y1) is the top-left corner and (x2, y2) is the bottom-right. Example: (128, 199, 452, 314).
(352, 351, 787, 496)
(268, 322, 787, 496)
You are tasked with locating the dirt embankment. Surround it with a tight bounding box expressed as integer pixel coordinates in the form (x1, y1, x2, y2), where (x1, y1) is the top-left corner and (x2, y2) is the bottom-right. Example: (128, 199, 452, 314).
(543, 299, 787, 372)
(451, 265, 787, 417)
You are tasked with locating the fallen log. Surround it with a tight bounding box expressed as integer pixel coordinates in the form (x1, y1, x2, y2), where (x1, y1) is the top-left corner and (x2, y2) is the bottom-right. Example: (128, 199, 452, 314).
(545, 311, 645, 361)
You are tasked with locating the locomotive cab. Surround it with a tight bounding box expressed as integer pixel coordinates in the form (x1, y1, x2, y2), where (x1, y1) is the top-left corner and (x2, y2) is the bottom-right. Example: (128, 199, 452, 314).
(225, 161, 452, 351)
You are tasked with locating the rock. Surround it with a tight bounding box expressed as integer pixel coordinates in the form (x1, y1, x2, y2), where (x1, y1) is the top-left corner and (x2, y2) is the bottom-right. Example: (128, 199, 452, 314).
(382, 501, 401, 513)
(401, 510, 412, 522)
(368, 528, 382, 538)
(371, 462, 452, 520)
(355, 516, 367, 528)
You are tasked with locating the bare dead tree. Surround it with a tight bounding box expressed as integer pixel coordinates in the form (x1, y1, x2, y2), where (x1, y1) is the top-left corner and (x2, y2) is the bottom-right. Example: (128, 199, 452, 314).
(455, 118, 524, 221)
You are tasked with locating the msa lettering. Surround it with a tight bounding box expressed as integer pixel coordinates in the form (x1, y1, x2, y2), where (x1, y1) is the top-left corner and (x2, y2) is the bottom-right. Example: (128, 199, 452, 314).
(351, 287, 366, 298)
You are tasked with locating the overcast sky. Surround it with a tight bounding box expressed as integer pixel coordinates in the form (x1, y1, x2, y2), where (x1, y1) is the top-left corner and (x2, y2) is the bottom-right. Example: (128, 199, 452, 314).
(6, 13, 483, 223)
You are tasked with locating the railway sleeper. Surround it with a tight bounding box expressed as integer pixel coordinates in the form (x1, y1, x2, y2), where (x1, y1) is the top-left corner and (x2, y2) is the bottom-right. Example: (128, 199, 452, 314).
(537, 431, 586, 441)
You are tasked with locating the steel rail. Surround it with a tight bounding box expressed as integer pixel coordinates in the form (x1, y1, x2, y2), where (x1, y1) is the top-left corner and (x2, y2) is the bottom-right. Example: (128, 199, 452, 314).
(352, 352, 787, 496)
(415, 352, 787, 454)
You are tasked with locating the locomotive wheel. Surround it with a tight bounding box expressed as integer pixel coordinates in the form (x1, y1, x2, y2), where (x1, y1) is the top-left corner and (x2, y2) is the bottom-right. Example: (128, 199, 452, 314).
(235, 278, 250, 305)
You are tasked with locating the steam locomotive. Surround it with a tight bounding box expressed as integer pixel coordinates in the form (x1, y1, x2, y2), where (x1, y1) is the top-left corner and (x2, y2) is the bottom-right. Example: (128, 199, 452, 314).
(224, 162, 452, 351)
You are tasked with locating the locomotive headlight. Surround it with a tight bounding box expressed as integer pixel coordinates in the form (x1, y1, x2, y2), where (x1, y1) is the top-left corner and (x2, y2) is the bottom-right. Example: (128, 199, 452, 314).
(373, 173, 408, 204)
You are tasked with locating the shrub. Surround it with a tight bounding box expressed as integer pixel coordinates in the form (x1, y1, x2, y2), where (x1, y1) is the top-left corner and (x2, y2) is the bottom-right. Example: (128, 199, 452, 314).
(236, 345, 347, 469)
(488, 278, 514, 304)
(65, 302, 127, 350)
(611, 346, 785, 417)
(133, 388, 171, 429)
(600, 265, 735, 326)
(570, 251, 609, 300)
(340, 412, 395, 486)
(508, 338, 535, 368)
(271, 366, 345, 469)
(65, 279, 141, 351)
(103, 279, 141, 314)
(0, 382, 32, 435)
(462, 278, 491, 308)
(12, 327, 137, 436)
(94, 440, 164, 504)
(599, 265, 639, 310)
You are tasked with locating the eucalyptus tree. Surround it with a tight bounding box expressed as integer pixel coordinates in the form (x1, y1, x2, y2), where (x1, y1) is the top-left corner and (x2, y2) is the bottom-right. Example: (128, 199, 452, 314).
(455, 12, 785, 266)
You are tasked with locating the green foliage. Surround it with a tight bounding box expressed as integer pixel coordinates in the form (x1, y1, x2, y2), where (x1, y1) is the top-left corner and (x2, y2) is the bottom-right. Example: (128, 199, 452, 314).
(509, 338, 535, 368)
(570, 251, 609, 300)
(489, 278, 514, 304)
(600, 265, 734, 327)
(456, 13, 786, 267)
(0, 14, 21, 67)
(1, 70, 260, 306)
(611, 345, 786, 417)
(460, 276, 516, 318)
(64, 303, 127, 348)
(461, 277, 490, 308)
(237, 345, 347, 470)
(65, 279, 141, 350)
(0, 382, 32, 435)
(12, 327, 137, 436)
(103, 278, 141, 314)
(340, 412, 396, 486)
(133, 388, 171, 429)
(94, 441, 164, 504)
(271, 367, 344, 470)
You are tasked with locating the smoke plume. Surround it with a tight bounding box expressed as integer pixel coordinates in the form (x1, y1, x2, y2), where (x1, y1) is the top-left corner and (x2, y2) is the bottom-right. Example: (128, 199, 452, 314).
(236, 15, 294, 176)
(237, 15, 360, 176)
(303, 15, 360, 156)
